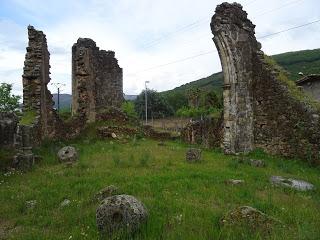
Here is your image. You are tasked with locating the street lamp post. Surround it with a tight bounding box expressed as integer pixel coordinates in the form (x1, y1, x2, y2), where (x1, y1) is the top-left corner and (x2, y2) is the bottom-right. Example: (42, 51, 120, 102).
(51, 82, 66, 113)
(145, 81, 149, 125)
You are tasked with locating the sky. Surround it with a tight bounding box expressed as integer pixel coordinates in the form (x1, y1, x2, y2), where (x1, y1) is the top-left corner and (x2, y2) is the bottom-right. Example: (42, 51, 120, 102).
(0, 0, 319, 96)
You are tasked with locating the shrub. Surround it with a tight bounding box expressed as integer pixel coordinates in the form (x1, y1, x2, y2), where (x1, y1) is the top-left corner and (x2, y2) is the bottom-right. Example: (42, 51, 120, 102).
(121, 101, 138, 119)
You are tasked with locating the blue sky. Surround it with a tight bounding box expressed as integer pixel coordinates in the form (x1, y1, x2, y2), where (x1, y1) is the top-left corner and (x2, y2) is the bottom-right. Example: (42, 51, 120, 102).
(0, 0, 319, 95)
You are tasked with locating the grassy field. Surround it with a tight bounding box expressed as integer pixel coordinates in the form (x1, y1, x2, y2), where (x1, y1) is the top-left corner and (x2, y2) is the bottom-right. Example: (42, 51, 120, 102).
(1, 137, 320, 240)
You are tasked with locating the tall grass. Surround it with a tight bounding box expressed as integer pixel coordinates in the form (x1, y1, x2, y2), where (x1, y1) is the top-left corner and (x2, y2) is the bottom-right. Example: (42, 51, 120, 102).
(0, 139, 319, 239)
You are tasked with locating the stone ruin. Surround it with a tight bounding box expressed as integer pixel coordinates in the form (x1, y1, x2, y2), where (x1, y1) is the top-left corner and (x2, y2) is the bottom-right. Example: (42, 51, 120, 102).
(72, 38, 123, 122)
(181, 117, 222, 148)
(211, 3, 320, 163)
(21, 26, 60, 143)
(0, 112, 18, 147)
(0, 26, 124, 170)
(2, 4, 319, 168)
(12, 26, 62, 170)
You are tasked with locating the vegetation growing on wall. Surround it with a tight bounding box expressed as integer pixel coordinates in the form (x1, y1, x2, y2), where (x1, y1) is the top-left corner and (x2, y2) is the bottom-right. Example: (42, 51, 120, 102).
(19, 110, 37, 125)
(264, 55, 320, 111)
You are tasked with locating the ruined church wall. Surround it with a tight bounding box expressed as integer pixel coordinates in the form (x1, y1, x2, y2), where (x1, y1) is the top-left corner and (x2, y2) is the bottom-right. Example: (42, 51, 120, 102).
(211, 3, 320, 163)
(181, 116, 223, 148)
(72, 38, 123, 122)
(253, 57, 320, 162)
(21, 25, 60, 144)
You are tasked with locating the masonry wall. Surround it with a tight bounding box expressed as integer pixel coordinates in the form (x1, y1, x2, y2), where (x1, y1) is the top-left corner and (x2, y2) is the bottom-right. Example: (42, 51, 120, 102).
(0, 112, 18, 147)
(181, 116, 222, 148)
(22, 25, 59, 143)
(211, 3, 320, 163)
(72, 38, 123, 122)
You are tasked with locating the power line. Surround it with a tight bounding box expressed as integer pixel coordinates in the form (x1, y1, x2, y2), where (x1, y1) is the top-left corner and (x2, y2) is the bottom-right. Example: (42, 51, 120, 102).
(131, 19, 320, 75)
(138, 50, 217, 73)
(258, 19, 320, 39)
(141, 17, 208, 49)
(245, 0, 259, 6)
(139, 0, 303, 50)
(141, 0, 260, 50)
(255, 0, 304, 17)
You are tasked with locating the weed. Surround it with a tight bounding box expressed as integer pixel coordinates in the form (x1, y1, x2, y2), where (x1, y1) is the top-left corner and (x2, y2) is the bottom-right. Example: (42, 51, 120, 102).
(139, 151, 151, 167)
(112, 154, 121, 167)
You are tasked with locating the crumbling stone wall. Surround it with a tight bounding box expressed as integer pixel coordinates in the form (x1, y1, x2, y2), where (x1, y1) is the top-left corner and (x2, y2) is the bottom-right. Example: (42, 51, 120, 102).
(72, 38, 123, 122)
(13, 25, 61, 170)
(211, 3, 255, 154)
(22, 25, 59, 142)
(211, 3, 320, 163)
(0, 112, 18, 147)
(181, 116, 222, 148)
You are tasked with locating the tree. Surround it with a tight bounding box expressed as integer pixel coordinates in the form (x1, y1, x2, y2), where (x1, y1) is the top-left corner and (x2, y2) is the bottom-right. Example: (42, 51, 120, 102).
(186, 87, 202, 108)
(121, 101, 138, 119)
(176, 90, 223, 119)
(134, 89, 174, 119)
(0, 83, 21, 113)
(161, 91, 188, 112)
(200, 90, 223, 109)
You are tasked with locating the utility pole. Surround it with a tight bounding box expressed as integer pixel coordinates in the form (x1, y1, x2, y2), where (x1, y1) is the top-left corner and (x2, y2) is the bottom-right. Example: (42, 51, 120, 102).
(145, 81, 149, 125)
(51, 82, 66, 113)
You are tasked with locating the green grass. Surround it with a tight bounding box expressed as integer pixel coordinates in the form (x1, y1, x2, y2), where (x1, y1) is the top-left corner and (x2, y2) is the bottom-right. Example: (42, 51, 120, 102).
(19, 110, 37, 126)
(0, 138, 320, 239)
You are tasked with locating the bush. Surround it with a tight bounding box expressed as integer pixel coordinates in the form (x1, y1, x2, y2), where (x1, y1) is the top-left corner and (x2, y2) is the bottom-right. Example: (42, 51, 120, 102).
(121, 101, 138, 119)
(176, 106, 221, 119)
(0, 83, 21, 113)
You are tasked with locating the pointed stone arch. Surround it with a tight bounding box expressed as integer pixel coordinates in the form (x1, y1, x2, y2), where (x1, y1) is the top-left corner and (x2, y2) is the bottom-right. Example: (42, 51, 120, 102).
(211, 3, 320, 164)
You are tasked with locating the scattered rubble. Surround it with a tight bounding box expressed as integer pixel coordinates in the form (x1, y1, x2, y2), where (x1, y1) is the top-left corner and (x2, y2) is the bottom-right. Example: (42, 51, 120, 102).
(225, 179, 245, 185)
(57, 146, 78, 163)
(95, 185, 120, 202)
(186, 148, 202, 163)
(221, 206, 280, 234)
(60, 199, 71, 207)
(25, 200, 37, 210)
(96, 195, 148, 237)
(270, 176, 314, 191)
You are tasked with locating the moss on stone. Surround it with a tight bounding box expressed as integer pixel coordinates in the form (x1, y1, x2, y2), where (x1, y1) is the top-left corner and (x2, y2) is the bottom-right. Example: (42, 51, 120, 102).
(19, 110, 37, 125)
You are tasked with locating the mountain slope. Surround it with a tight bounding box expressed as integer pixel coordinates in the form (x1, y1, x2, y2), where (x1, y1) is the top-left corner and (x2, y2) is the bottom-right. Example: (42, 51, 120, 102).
(52, 94, 137, 109)
(272, 48, 320, 81)
(162, 48, 320, 95)
(52, 94, 72, 109)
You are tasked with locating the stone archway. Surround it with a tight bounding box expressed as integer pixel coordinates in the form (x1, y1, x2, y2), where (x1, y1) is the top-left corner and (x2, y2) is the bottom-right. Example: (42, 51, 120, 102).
(211, 3, 257, 154)
(210, 3, 320, 163)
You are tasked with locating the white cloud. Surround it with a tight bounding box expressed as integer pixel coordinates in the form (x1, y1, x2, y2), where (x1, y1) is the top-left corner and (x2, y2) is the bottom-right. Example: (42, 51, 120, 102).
(0, 0, 319, 96)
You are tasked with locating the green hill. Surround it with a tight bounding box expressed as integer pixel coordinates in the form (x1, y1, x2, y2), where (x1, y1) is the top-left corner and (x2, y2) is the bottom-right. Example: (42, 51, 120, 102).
(272, 48, 320, 81)
(163, 48, 320, 95)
